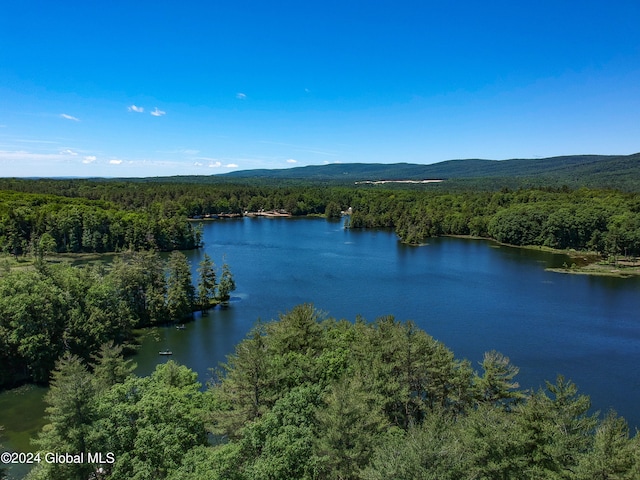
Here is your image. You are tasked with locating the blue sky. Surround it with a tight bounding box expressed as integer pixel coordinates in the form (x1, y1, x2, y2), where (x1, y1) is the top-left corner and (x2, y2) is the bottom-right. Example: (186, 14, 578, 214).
(1, 1, 639, 177)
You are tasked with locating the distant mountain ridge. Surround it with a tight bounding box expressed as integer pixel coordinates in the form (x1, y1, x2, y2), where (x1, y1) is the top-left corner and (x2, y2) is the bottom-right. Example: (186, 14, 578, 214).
(220, 153, 640, 189)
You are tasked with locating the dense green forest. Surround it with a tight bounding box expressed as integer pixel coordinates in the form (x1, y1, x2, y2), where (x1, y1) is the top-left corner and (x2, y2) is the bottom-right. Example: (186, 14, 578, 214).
(2, 179, 639, 258)
(0, 251, 234, 388)
(0, 189, 200, 256)
(20, 305, 640, 480)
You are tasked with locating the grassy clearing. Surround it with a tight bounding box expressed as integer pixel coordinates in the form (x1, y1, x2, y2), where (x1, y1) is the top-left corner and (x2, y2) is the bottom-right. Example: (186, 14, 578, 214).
(1, 252, 123, 273)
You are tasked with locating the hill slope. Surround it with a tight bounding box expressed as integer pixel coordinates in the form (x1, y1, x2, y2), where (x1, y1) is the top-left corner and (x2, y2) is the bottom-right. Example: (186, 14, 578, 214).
(219, 153, 640, 189)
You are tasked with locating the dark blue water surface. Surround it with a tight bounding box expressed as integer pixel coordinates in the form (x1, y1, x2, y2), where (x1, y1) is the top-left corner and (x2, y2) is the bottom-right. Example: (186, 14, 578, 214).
(136, 217, 640, 429)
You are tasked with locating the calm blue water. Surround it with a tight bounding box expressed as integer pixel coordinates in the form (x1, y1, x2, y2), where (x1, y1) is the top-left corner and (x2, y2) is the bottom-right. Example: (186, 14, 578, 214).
(135, 217, 640, 429)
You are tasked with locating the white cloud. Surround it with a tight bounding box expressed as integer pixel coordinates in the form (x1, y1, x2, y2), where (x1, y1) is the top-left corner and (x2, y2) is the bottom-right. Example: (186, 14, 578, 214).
(209, 161, 222, 168)
(236, 92, 247, 100)
(286, 159, 298, 164)
(60, 113, 80, 121)
(193, 162, 203, 166)
(61, 149, 78, 156)
(150, 108, 166, 117)
(109, 159, 123, 165)
(83, 155, 97, 164)
(128, 105, 144, 113)
(226, 163, 239, 168)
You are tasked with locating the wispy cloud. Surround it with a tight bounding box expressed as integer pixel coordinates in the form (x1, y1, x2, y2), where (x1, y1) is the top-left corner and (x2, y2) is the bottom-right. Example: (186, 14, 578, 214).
(236, 92, 247, 100)
(226, 163, 239, 168)
(150, 108, 166, 117)
(286, 159, 298, 164)
(60, 113, 80, 122)
(83, 156, 97, 164)
(209, 161, 222, 168)
(128, 105, 144, 113)
(109, 159, 123, 165)
(61, 149, 78, 156)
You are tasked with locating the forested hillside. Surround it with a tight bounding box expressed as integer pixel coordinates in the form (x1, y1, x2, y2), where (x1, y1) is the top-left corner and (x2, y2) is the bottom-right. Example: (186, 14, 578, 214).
(23, 305, 640, 480)
(219, 153, 640, 190)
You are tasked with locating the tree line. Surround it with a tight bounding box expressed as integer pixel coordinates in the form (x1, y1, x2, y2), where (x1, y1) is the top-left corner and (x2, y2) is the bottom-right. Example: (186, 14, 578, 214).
(0, 190, 201, 256)
(0, 251, 234, 388)
(348, 187, 640, 256)
(21, 304, 640, 480)
(2, 180, 640, 260)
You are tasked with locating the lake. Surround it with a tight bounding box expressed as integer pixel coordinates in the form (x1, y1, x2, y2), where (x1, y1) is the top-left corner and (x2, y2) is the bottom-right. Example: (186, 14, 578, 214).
(137, 217, 640, 428)
(2, 216, 640, 470)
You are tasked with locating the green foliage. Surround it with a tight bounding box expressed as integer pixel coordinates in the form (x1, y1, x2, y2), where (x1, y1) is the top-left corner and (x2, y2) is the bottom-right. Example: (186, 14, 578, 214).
(205, 305, 640, 480)
(0, 250, 234, 388)
(166, 443, 246, 480)
(241, 385, 322, 480)
(27, 354, 207, 480)
(324, 201, 343, 218)
(196, 253, 217, 311)
(2, 177, 640, 258)
(362, 411, 466, 480)
(22, 304, 640, 480)
(0, 189, 201, 256)
(30, 353, 96, 480)
(476, 350, 525, 406)
(216, 262, 236, 303)
(314, 375, 388, 479)
(166, 251, 196, 320)
(92, 361, 207, 479)
(0, 270, 67, 383)
(110, 251, 169, 327)
(91, 341, 136, 393)
(574, 411, 637, 480)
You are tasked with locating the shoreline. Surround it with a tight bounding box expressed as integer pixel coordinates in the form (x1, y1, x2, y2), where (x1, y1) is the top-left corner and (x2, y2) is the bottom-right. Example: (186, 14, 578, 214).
(442, 235, 640, 278)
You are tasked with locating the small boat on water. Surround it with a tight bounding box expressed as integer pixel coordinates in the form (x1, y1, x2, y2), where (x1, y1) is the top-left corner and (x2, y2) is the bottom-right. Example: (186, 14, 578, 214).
(158, 350, 173, 355)
(176, 324, 186, 330)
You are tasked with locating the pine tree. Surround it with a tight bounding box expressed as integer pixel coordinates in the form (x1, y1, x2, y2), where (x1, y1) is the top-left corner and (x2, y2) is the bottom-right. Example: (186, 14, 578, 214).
(196, 253, 217, 311)
(166, 251, 195, 321)
(575, 411, 637, 479)
(216, 262, 236, 304)
(314, 374, 388, 479)
(91, 341, 136, 393)
(476, 350, 525, 406)
(31, 353, 95, 480)
(209, 323, 270, 438)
